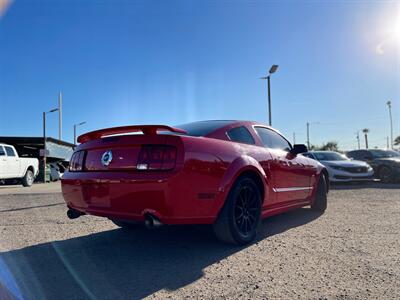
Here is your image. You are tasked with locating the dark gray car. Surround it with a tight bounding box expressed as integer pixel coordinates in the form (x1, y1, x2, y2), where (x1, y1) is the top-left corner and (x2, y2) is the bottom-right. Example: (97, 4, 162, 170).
(346, 149, 400, 182)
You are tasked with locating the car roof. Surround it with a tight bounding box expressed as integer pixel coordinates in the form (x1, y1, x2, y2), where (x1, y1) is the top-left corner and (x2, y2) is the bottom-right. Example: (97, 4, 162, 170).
(176, 120, 275, 137)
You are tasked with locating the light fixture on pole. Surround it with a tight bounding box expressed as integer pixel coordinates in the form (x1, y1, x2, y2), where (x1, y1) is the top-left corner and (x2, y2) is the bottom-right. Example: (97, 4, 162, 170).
(74, 121, 87, 146)
(260, 64, 279, 126)
(43, 108, 59, 183)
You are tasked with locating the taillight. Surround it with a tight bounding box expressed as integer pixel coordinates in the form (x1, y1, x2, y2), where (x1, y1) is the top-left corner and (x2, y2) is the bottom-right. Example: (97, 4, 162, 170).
(137, 145, 177, 171)
(69, 151, 85, 171)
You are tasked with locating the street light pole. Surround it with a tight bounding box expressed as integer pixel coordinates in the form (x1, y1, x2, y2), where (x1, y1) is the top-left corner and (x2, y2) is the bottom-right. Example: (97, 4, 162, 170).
(267, 76, 271, 125)
(42, 108, 59, 183)
(387, 101, 393, 149)
(260, 64, 279, 126)
(73, 121, 87, 146)
(356, 131, 360, 150)
(43, 112, 46, 183)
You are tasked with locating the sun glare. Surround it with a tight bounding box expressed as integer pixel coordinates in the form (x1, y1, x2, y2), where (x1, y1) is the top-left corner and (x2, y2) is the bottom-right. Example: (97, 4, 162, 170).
(376, 5, 400, 55)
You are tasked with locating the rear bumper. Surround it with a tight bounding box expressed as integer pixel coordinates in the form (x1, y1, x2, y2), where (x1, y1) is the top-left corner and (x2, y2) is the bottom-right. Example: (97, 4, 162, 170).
(61, 171, 218, 225)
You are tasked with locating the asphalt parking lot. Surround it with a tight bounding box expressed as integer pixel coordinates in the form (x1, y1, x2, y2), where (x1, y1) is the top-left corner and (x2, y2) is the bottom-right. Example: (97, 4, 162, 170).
(0, 182, 399, 299)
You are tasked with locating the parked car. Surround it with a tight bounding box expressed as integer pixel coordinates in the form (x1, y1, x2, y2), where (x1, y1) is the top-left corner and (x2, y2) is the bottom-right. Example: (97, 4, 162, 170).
(346, 149, 400, 182)
(302, 151, 374, 183)
(0, 143, 39, 187)
(49, 163, 61, 181)
(62, 121, 329, 245)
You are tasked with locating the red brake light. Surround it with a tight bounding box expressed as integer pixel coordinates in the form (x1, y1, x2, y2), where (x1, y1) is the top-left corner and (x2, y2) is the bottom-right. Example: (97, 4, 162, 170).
(137, 145, 177, 171)
(69, 151, 85, 171)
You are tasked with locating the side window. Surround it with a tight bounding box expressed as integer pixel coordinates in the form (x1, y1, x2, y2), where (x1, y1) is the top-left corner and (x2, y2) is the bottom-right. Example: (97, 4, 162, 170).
(5, 146, 16, 157)
(0, 146, 5, 156)
(227, 126, 255, 145)
(255, 127, 291, 151)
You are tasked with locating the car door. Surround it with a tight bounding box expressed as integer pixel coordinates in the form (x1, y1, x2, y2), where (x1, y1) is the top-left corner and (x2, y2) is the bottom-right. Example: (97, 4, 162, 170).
(4, 146, 20, 178)
(0, 146, 6, 177)
(254, 127, 311, 204)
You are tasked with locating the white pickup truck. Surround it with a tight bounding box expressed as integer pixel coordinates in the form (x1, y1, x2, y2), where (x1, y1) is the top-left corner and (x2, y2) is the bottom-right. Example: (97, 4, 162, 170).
(0, 143, 39, 187)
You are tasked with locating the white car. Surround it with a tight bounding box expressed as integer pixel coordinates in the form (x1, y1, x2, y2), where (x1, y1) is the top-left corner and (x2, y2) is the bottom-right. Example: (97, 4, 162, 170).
(302, 151, 374, 182)
(0, 143, 39, 187)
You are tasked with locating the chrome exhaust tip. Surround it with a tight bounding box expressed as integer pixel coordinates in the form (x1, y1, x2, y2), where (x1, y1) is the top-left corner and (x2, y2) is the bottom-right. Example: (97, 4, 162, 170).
(144, 214, 162, 229)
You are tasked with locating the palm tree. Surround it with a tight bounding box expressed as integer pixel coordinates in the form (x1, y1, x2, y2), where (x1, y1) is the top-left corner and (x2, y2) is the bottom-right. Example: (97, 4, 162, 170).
(362, 128, 369, 149)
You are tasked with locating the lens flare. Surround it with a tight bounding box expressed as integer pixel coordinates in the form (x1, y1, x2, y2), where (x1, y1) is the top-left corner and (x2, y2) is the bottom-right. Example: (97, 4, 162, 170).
(0, 0, 12, 19)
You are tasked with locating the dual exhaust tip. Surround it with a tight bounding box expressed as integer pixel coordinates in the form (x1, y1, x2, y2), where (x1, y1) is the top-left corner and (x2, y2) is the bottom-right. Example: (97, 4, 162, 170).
(67, 209, 162, 229)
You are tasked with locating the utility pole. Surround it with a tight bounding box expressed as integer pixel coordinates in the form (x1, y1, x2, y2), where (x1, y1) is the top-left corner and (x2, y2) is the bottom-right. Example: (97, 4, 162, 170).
(387, 136, 389, 149)
(293, 132, 296, 145)
(356, 131, 360, 149)
(260, 65, 279, 126)
(58, 91, 62, 141)
(306, 122, 319, 149)
(387, 101, 393, 149)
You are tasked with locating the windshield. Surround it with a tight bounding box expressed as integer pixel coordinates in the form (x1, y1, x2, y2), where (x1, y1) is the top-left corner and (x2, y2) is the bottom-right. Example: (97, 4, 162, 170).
(370, 150, 400, 158)
(313, 152, 349, 161)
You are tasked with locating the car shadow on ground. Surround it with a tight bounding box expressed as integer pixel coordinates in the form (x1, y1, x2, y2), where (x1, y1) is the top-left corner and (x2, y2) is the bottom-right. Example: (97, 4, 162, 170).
(330, 181, 400, 190)
(0, 208, 321, 300)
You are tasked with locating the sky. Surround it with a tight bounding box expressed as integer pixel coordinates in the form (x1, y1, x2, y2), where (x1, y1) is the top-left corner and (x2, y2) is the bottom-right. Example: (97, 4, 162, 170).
(0, 0, 399, 150)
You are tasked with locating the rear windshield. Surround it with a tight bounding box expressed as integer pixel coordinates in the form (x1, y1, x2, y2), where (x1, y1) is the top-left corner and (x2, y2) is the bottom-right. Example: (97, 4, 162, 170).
(175, 120, 235, 137)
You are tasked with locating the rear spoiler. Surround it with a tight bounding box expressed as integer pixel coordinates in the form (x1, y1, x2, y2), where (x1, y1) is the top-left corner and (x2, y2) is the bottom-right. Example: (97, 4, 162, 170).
(77, 125, 187, 143)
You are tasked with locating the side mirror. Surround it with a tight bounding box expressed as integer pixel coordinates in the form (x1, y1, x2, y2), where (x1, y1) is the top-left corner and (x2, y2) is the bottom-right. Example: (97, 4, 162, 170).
(291, 144, 308, 155)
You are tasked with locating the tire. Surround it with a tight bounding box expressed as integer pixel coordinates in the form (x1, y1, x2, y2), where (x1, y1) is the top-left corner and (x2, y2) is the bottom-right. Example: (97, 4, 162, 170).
(377, 166, 393, 183)
(213, 177, 262, 245)
(111, 219, 143, 230)
(22, 170, 34, 187)
(311, 174, 327, 212)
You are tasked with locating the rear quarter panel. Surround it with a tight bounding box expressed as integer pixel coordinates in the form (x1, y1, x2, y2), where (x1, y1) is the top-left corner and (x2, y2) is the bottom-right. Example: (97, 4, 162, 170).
(179, 136, 273, 219)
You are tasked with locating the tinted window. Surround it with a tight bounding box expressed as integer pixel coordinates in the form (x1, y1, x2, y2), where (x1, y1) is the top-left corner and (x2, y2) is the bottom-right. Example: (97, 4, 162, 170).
(348, 150, 371, 160)
(0, 146, 5, 156)
(369, 149, 400, 158)
(227, 126, 255, 144)
(255, 127, 291, 151)
(5, 146, 16, 157)
(176, 120, 235, 137)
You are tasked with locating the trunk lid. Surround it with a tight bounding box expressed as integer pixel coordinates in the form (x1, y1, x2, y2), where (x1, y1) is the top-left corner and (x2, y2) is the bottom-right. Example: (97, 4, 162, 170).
(72, 126, 186, 172)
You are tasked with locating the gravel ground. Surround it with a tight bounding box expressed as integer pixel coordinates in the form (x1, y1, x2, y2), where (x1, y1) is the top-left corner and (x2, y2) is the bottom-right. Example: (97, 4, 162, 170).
(0, 183, 399, 299)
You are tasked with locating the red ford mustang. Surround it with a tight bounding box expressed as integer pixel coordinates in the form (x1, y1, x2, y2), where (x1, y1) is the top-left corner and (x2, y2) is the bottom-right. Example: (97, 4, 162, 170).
(62, 120, 328, 244)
